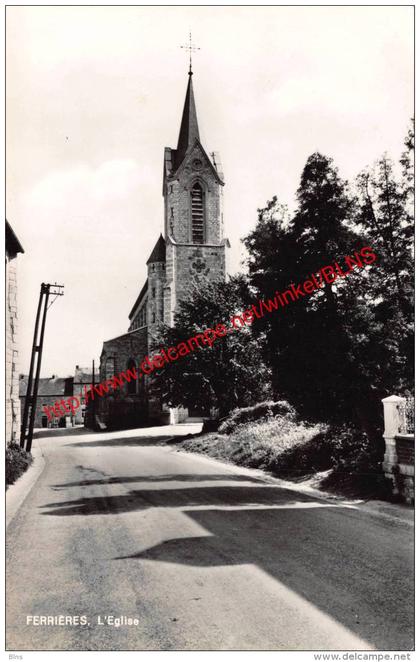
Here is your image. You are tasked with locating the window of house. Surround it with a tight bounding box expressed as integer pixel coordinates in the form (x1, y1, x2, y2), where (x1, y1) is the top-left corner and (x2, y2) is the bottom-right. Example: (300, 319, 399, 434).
(191, 183, 204, 243)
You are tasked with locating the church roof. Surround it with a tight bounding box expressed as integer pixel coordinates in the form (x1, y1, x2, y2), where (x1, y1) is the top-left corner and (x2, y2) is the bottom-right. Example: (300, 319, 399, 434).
(128, 278, 148, 321)
(102, 327, 147, 346)
(175, 72, 200, 169)
(146, 234, 166, 264)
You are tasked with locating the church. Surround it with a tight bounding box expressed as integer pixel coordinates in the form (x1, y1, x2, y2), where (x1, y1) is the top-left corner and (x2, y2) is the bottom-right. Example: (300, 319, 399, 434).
(95, 63, 229, 429)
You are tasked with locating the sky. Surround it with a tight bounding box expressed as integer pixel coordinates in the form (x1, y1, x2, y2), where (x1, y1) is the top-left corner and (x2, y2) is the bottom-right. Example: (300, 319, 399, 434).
(6, 5, 414, 377)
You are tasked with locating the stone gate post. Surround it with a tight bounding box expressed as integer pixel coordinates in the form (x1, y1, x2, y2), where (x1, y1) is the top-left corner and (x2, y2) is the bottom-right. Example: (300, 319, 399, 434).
(382, 395, 404, 485)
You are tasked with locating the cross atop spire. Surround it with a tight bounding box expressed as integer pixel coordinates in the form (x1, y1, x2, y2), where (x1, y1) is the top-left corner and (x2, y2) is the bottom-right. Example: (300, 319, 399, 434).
(180, 32, 200, 75)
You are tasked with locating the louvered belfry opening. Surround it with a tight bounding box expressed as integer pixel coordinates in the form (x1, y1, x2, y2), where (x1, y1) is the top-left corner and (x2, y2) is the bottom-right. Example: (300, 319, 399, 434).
(191, 183, 204, 243)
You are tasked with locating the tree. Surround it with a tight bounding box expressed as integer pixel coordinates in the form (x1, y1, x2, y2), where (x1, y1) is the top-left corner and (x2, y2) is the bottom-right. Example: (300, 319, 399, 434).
(242, 197, 297, 396)
(400, 118, 414, 205)
(356, 154, 413, 312)
(151, 275, 271, 418)
(243, 133, 414, 438)
(355, 136, 414, 397)
(244, 154, 378, 427)
(291, 153, 361, 274)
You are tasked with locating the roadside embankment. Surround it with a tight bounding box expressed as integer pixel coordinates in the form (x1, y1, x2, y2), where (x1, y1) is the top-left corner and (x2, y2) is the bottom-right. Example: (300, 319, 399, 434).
(175, 401, 395, 502)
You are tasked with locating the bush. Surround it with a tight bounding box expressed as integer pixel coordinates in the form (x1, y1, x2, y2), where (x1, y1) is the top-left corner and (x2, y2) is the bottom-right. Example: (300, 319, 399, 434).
(180, 406, 392, 501)
(6, 443, 32, 487)
(319, 426, 391, 499)
(182, 408, 325, 473)
(218, 400, 296, 434)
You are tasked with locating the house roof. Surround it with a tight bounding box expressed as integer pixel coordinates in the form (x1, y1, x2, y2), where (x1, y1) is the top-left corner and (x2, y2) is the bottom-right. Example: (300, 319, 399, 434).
(74, 367, 98, 384)
(6, 221, 24, 258)
(19, 375, 73, 397)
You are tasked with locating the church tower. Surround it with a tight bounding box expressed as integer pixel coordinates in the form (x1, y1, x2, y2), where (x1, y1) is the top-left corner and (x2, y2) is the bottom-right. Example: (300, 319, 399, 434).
(97, 56, 229, 429)
(162, 66, 229, 326)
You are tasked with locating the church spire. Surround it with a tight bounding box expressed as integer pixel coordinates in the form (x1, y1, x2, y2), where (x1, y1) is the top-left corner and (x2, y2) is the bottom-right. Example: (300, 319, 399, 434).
(175, 73, 200, 167)
(175, 33, 201, 169)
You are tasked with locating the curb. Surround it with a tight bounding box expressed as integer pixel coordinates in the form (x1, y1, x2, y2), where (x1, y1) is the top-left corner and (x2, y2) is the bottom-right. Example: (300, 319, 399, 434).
(6, 441, 46, 530)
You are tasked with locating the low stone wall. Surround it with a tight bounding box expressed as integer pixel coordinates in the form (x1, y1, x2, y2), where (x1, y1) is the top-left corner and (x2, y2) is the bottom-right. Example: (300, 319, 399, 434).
(396, 434, 415, 465)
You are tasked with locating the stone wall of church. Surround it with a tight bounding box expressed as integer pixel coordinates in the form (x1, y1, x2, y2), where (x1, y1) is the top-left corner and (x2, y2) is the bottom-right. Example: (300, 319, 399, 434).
(163, 242, 226, 327)
(174, 244, 226, 300)
(95, 328, 149, 429)
(99, 328, 149, 382)
(165, 179, 181, 239)
(163, 241, 176, 327)
(147, 261, 165, 350)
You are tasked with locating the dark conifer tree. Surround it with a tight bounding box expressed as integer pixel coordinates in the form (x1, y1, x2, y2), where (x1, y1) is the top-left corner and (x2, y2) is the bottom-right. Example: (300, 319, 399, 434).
(244, 154, 382, 434)
(356, 135, 414, 398)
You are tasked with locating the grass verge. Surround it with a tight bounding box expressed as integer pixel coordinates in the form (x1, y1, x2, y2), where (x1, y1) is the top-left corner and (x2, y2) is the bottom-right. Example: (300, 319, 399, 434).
(177, 402, 393, 501)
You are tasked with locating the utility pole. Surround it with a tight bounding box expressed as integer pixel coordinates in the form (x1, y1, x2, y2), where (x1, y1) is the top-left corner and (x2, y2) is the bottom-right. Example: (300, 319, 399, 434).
(20, 282, 64, 452)
(92, 358, 96, 429)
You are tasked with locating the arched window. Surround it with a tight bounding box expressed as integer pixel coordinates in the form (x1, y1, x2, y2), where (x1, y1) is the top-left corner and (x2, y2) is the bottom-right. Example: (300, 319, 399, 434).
(191, 183, 204, 243)
(127, 359, 137, 395)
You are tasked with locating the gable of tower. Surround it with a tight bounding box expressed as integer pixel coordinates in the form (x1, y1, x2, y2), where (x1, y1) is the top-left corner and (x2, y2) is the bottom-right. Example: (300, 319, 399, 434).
(173, 140, 224, 185)
(163, 140, 223, 193)
(174, 142, 224, 245)
(164, 142, 225, 245)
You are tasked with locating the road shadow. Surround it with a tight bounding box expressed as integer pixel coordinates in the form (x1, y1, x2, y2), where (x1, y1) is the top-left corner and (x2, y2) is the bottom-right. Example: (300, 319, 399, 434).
(33, 426, 91, 439)
(39, 479, 413, 650)
(40, 484, 341, 516)
(63, 424, 201, 448)
(119, 506, 414, 651)
(51, 473, 267, 489)
(64, 435, 173, 448)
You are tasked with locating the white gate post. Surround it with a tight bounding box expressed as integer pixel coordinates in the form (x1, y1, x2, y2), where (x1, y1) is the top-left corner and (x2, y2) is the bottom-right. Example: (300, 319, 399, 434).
(382, 395, 404, 480)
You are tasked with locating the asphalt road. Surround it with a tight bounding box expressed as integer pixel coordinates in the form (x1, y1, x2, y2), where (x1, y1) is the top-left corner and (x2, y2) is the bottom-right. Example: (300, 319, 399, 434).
(6, 425, 414, 651)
